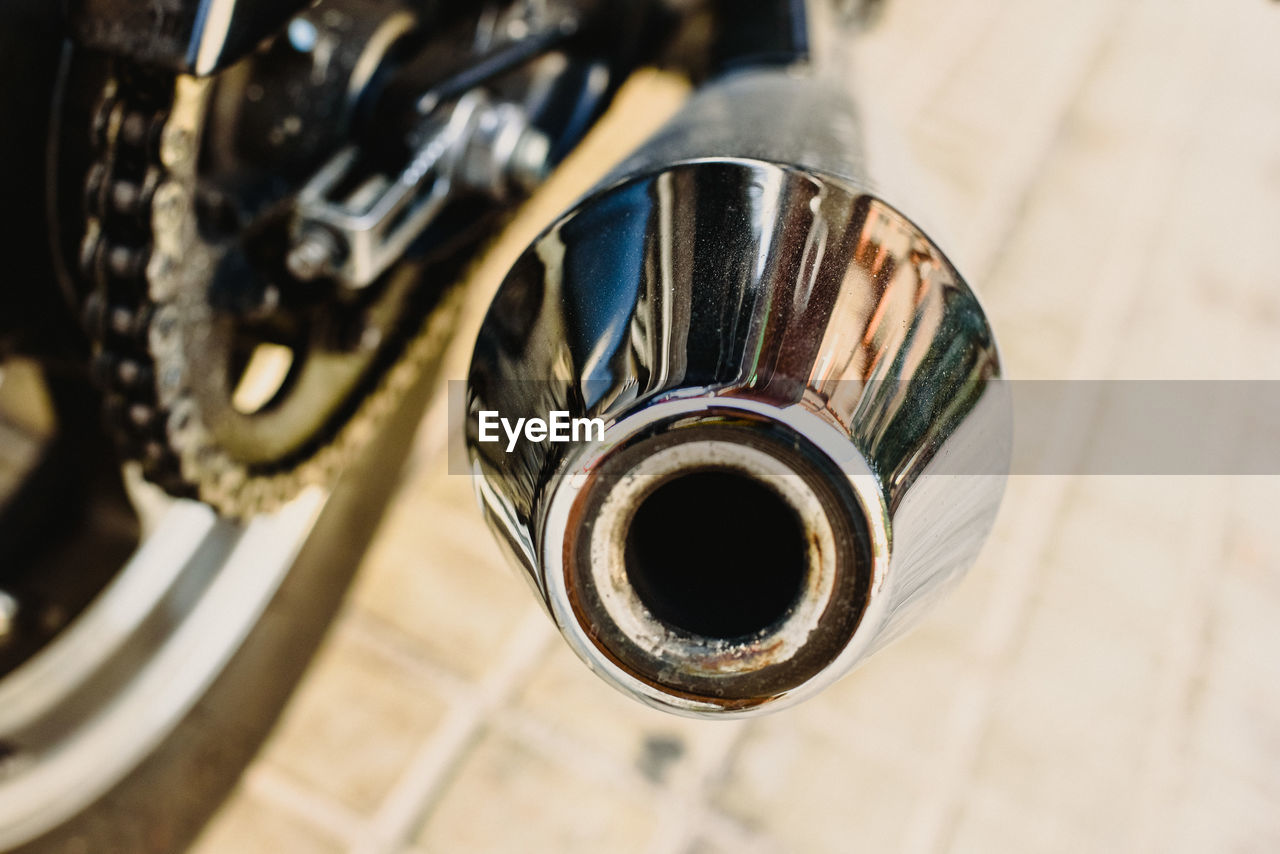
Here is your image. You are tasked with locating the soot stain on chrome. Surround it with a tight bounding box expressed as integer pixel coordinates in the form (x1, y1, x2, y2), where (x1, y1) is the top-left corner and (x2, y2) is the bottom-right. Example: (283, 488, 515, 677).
(561, 420, 873, 707)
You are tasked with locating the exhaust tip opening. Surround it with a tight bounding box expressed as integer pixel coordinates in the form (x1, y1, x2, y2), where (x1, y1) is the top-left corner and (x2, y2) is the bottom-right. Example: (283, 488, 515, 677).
(623, 469, 808, 640)
(557, 419, 875, 711)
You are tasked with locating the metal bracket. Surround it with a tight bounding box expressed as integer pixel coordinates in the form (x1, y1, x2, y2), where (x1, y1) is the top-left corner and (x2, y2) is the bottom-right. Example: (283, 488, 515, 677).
(287, 90, 549, 288)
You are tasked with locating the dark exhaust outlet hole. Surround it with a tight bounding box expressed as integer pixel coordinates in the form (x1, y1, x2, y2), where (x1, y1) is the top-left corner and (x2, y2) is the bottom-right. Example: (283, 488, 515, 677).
(623, 469, 808, 640)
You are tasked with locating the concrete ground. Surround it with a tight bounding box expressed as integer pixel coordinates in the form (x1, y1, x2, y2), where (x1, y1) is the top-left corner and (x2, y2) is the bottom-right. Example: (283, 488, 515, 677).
(193, 0, 1280, 851)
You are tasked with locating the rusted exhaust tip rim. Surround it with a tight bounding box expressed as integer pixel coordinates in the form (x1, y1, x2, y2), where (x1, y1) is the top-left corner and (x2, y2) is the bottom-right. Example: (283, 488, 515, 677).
(560, 414, 873, 710)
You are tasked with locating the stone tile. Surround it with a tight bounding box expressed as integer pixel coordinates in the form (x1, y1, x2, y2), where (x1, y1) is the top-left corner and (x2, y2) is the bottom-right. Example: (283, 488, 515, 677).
(261, 623, 450, 814)
(349, 457, 536, 679)
(799, 625, 977, 766)
(514, 641, 731, 789)
(415, 730, 660, 854)
(1162, 768, 1280, 854)
(684, 837, 736, 854)
(1186, 573, 1280, 793)
(1225, 479, 1280, 595)
(910, 0, 1123, 276)
(1032, 477, 1205, 644)
(189, 785, 345, 854)
(714, 717, 921, 853)
(683, 829, 782, 854)
(966, 595, 1161, 846)
(946, 789, 1074, 854)
(857, 0, 1011, 124)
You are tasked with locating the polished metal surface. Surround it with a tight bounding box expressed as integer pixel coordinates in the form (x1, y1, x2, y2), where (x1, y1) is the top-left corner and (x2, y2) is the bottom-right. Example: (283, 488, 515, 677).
(467, 66, 1010, 716)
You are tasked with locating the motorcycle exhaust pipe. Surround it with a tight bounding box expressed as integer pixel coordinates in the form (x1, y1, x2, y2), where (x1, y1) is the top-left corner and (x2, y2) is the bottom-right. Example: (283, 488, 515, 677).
(465, 66, 1010, 716)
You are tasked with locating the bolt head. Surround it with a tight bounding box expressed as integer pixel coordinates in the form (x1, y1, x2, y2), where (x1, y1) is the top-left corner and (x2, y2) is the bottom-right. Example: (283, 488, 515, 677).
(287, 229, 340, 281)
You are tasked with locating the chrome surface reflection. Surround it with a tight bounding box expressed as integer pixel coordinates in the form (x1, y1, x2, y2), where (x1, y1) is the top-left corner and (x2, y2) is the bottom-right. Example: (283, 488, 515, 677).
(467, 68, 1009, 716)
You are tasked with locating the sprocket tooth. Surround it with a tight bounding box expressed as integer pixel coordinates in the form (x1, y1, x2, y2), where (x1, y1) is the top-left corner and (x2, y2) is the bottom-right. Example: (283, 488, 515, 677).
(70, 49, 451, 517)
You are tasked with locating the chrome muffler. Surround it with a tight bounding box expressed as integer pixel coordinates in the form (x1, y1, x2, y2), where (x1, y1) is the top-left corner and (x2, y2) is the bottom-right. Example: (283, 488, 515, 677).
(465, 65, 1010, 716)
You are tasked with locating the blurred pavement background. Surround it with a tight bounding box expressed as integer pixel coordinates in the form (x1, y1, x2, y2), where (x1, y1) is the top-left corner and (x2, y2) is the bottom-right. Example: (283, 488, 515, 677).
(192, 0, 1280, 851)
